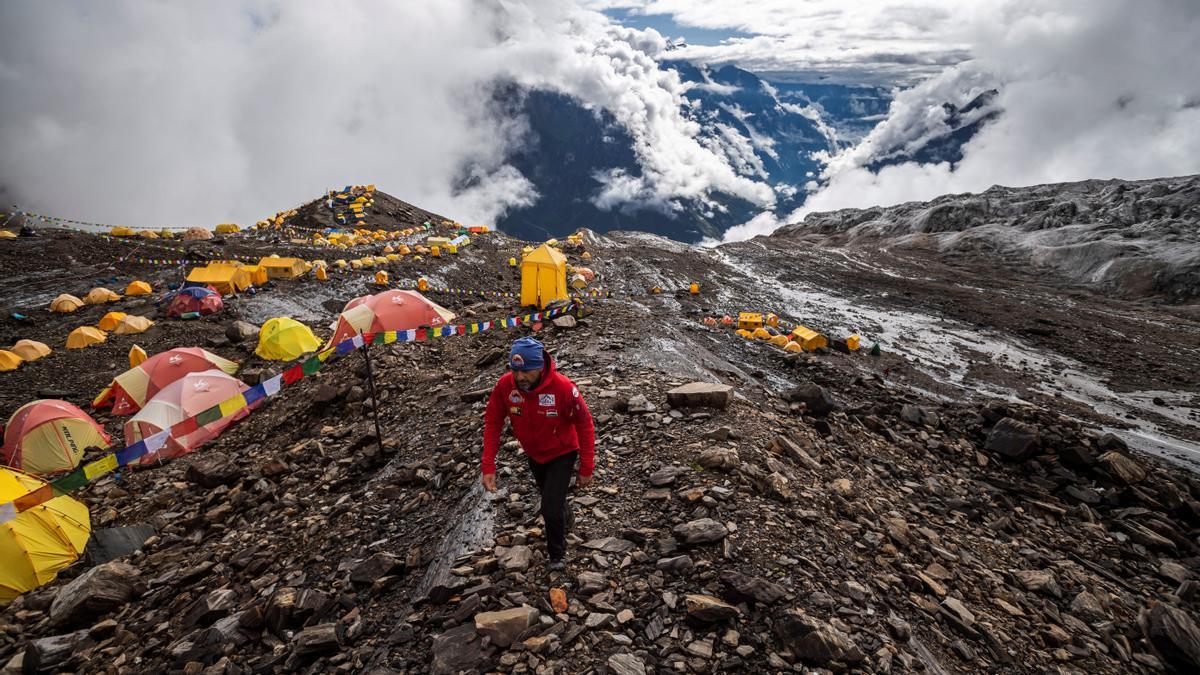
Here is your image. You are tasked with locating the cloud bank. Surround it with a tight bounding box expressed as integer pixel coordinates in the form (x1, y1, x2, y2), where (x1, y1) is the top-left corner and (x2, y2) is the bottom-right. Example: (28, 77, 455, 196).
(720, 0, 1200, 241)
(0, 0, 773, 229)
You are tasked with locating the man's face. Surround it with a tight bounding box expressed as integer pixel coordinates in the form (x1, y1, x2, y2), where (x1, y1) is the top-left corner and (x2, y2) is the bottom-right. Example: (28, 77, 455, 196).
(514, 367, 543, 391)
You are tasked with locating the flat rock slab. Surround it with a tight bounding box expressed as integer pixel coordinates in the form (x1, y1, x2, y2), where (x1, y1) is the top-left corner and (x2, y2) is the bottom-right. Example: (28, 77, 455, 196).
(85, 524, 156, 565)
(667, 382, 733, 409)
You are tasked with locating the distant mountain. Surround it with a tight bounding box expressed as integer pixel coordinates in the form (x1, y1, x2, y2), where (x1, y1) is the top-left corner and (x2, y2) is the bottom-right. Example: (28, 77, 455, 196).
(865, 89, 1000, 171)
(773, 174, 1200, 302)
(493, 63, 892, 242)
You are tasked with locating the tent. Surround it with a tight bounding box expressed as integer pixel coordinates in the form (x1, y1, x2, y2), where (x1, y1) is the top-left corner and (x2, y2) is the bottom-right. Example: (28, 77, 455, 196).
(215, 223, 240, 234)
(182, 227, 213, 241)
(97, 311, 128, 331)
(94, 347, 238, 414)
(114, 315, 154, 335)
(137, 230, 159, 239)
(520, 244, 568, 309)
(109, 227, 135, 237)
(0, 467, 91, 605)
(0, 231, 16, 239)
(258, 257, 307, 280)
(789, 326, 828, 351)
(329, 290, 455, 347)
(129, 345, 147, 368)
(186, 263, 251, 295)
(256, 318, 322, 361)
(124, 369, 253, 463)
(125, 280, 153, 296)
(84, 287, 121, 305)
(66, 326, 106, 349)
(0, 350, 21, 372)
(167, 286, 223, 318)
(49, 294, 84, 313)
(2, 400, 110, 475)
(242, 265, 268, 285)
(10, 340, 51, 362)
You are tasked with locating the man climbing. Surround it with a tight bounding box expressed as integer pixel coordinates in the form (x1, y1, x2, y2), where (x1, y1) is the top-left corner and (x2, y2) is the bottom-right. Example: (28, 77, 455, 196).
(482, 336, 595, 570)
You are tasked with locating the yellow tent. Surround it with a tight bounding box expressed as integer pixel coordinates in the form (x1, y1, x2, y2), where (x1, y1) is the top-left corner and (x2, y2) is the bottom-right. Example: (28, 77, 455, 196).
(242, 266, 268, 285)
(737, 312, 763, 331)
(789, 326, 828, 351)
(97, 312, 128, 332)
(66, 326, 106, 349)
(128, 345, 147, 368)
(187, 263, 251, 295)
(11, 340, 51, 362)
(125, 280, 153, 296)
(374, 271, 389, 286)
(215, 223, 240, 234)
(137, 230, 159, 239)
(0, 467, 91, 605)
(84, 287, 121, 305)
(258, 257, 307, 280)
(109, 227, 135, 237)
(315, 266, 328, 281)
(255, 318, 322, 361)
(114, 315, 154, 335)
(520, 244, 568, 309)
(0, 231, 16, 239)
(49, 294, 84, 313)
(0, 350, 21, 372)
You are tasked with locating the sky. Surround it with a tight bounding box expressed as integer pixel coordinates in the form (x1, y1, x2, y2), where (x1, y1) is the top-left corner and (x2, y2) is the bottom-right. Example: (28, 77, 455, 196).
(1, 0, 1197, 238)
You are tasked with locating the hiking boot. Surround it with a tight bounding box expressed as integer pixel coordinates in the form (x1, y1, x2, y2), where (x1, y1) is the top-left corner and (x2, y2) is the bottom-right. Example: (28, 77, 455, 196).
(548, 559, 566, 571)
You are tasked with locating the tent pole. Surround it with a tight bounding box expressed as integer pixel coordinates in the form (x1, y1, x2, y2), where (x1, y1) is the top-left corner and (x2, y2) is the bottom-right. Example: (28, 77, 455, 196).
(360, 340, 387, 459)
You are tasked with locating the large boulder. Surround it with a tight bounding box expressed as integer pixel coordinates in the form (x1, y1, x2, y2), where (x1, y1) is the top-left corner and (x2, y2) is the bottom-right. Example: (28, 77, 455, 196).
(784, 385, 837, 417)
(1099, 451, 1147, 485)
(349, 552, 401, 585)
(985, 418, 1040, 460)
(184, 453, 243, 489)
(225, 320, 260, 344)
(667, 382, 734, 409)
(1140, 602, 1200, 671)
(697, 447, 739, 472)
(719, 570, 787, 605)
(50, 561, 143, 628)
(430, 623, 483, 675)
(672, 518, 729, 545)
(774, 611, 865, 664)
(684, 594, 740, 624)
(474, 605, 539, 648)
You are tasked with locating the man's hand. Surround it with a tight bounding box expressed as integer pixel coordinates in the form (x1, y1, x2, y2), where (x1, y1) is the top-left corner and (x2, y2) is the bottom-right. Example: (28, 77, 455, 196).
(482, 473, 497, 492)
(576, 473, 593, 489)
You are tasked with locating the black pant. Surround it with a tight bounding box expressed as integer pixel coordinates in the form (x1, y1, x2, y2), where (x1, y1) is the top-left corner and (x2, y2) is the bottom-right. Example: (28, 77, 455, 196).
(527, 451, 576, 561)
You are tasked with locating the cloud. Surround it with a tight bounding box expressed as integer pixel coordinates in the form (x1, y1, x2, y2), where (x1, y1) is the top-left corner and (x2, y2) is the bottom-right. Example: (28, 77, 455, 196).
(720, 0, 1200, 240)
(592, 0, 983, 85)
(0, 0, 775, 229)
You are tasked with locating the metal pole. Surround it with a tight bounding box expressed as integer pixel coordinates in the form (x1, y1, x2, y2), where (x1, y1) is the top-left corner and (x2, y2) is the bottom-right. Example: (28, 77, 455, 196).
(361, 339, 387, 458)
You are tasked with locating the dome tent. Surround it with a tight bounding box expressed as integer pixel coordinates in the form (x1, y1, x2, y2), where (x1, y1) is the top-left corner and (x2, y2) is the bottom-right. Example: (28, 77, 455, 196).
(256, 318, 322, 361)
(124, 369, 253, 464)
(0, 467, 91, 605)
(2, 400, 110, 475)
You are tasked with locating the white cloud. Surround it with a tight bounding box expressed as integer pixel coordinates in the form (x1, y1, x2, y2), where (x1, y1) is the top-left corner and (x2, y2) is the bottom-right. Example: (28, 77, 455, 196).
(596, 0, 985, 84)
(719, 0, 1200, 241)
(0, 0, 775, 229)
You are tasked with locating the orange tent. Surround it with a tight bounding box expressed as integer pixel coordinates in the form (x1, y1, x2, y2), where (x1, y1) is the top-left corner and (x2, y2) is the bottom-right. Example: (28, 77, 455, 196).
(49, 294, 84, 313)
(328, 290, 454, 347)
(125, 280, 153, 296)
(93, 347, 238, 414)
(2, 400, 111, 475)
(97, 312, 128, 331)
(66, 327, 106, 349)
(10, 340, 51, 362)
(83, 288, 121, 305)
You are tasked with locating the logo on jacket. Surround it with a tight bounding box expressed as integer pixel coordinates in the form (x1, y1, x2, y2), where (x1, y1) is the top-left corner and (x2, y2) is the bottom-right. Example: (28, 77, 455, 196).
(539, 394, 555, 406)
(572, 387, 579, 397)
(509, 391, 524, 404)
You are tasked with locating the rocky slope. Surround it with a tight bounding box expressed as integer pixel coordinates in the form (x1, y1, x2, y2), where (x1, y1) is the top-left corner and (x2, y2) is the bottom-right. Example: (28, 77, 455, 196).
(1, 192, 1199, 674)
(774, 174, 1200, 303)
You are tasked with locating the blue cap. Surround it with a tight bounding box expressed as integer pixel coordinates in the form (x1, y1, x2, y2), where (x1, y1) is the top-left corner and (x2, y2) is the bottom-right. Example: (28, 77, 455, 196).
(509, 337, 545, 371)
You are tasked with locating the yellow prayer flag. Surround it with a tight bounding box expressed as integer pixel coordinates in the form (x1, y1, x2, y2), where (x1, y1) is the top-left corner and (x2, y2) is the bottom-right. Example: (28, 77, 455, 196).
(83, 454, 119, 480)
(218, 394, 247, 418)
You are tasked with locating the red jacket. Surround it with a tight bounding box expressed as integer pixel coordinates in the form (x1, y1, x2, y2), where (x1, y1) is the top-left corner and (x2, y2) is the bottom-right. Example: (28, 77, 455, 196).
(482, 354, 595, 476)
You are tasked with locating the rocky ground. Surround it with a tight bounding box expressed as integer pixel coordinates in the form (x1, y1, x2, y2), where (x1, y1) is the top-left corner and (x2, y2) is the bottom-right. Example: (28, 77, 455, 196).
(1, 188, 1199, 674)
